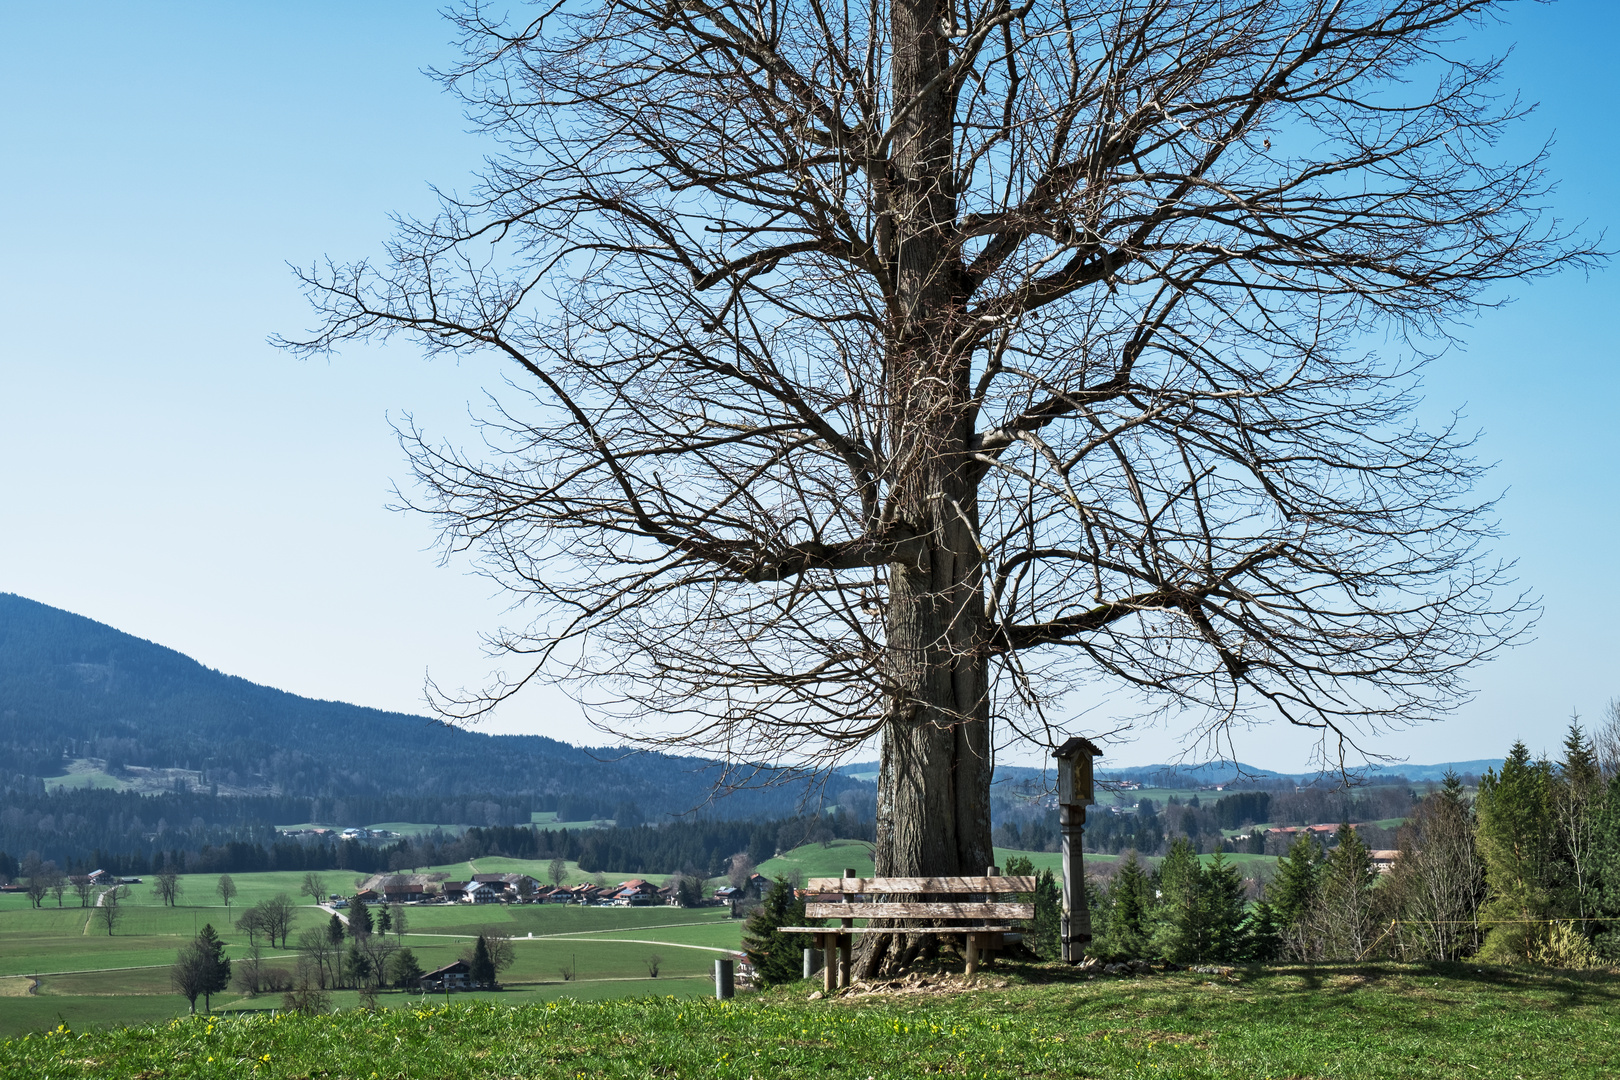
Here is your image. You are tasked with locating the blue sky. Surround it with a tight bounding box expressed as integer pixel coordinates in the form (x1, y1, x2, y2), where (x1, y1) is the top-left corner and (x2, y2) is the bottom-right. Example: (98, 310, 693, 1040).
(1, 1, 1614, 773)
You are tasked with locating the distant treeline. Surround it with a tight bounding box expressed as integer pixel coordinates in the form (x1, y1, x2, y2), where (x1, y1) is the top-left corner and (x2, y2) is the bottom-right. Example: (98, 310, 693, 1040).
(0, 810, 871, 884)
(0, 773, 876, 872)
(994, 782, 1420, 857)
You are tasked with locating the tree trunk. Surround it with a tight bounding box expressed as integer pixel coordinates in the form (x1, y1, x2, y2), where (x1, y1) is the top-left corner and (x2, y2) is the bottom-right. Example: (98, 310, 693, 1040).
(872, 0, 993, 886)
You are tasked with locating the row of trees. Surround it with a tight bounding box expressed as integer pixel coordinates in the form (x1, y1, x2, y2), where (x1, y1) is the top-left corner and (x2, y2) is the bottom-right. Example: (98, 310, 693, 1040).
(2, 809, 873, 888)
(1086, 720, 1620, 967)
(996, 782, 1418, 858)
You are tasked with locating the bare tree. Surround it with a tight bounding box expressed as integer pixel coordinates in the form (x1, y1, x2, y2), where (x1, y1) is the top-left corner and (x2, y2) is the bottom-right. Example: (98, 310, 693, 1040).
(216, 874, 238, 912)
(297, 927, 340, 989)
(284, 0, 1595, 887)
(727, 853, 757, 894)
(1386, 783, 1483, 962)
(152, 867, 183, 908)
(95, 885, 124, 936)
(71, 875, 93, 909)
(1595, 698, 1620, 781)
(548, 856, 568, 889)
(301, 872, 328, 905)
(260, 894, 297, 949)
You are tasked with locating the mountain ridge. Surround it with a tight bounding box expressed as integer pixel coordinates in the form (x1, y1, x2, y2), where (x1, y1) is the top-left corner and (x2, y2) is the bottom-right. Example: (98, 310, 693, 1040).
(0, 592, 864, 819)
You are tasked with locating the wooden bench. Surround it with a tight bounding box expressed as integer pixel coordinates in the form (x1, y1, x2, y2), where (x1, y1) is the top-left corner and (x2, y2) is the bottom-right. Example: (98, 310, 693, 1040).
(781, 866, 1035, 992)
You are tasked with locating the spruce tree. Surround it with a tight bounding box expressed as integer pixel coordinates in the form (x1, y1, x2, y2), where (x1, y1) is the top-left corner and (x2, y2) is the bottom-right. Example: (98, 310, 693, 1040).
(1151, 838, 1206, 963)
(740, 877, 812, 986)
(1200, 852, 1251, 962)
(196, 923, 231, 1013)
(1588, 775, 1620, 961)
(1243, 900, 1284, 963)
(1556, 721, 1604, 923)
(1102, 851, 1154, 960)
(389, 948, 425, 989)
(348, 896, 373, 938)
(1272, 831, 1324, 926)
(1270, 830, 1324, 960)
(469, 935, 497, 988)
(1477, 742, 1556, 962)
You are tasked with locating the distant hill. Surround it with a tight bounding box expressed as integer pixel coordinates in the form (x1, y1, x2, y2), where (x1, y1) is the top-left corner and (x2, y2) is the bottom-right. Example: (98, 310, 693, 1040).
(0, 593, 865, 820)
(840, 753, 1505, 790)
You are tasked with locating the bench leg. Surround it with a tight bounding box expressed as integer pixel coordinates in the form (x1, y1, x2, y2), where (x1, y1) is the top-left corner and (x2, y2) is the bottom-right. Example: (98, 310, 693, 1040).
(823, 935, 836, 993)
(837, 936, 851, 989)
(964, 933, 979, 977)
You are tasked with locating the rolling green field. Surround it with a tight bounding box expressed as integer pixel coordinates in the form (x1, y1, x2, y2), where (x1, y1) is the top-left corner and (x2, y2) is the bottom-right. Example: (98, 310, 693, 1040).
(0, 857, 751, 1039)
(5, 962, 1615, 1079)
(0, 842, 1282, 1039)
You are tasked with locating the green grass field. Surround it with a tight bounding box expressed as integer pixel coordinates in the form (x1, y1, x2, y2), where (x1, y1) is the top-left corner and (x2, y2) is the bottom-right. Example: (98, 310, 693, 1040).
(0, 859, 749, 1038)
(5, 961, 1615, 1078)
(0, 841, 1286, 1039)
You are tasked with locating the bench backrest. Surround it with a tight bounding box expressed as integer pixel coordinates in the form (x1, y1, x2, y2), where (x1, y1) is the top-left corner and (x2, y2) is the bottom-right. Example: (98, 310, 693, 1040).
(803, 875, 1036, 921)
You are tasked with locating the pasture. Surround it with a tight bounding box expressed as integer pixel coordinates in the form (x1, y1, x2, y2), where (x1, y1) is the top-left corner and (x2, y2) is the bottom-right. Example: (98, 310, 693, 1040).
(0, 859, 747, 1038)
(5, 962, 1616, 1078)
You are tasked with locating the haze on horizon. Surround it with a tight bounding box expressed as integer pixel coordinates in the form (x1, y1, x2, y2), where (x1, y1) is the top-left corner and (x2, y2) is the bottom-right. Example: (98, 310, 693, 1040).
(1, 1, 1615, 774)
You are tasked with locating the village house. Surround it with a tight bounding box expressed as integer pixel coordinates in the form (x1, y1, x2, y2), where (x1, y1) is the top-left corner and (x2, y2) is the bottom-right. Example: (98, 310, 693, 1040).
(471, 872, 543, 901)
(419, 959, 473, 992)
(607, 878, 662, 906)
(465, 880, 504, 904)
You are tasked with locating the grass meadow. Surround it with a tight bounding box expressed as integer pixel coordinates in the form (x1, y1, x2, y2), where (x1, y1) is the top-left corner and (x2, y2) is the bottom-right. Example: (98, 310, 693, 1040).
(0, 857, 752, 1039)
(1, 842, 1270, 1040)
(4, 961, 1616, 1079)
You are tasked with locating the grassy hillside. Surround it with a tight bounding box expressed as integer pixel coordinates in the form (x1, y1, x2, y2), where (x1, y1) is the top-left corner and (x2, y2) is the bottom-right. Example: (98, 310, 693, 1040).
(4, 963, 1615, 1078)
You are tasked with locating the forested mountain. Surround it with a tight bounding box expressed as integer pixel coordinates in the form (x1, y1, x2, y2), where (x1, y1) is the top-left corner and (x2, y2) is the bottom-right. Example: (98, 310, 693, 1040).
(0, 593, 865, 821)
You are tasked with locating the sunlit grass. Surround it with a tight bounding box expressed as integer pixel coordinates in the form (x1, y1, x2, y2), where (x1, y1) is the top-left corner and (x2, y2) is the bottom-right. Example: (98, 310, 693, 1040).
(5, 962, 1616, 1078)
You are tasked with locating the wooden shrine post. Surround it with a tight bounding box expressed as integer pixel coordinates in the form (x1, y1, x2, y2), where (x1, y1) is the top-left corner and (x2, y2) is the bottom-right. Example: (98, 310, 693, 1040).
(1053, 737, 1103, 963)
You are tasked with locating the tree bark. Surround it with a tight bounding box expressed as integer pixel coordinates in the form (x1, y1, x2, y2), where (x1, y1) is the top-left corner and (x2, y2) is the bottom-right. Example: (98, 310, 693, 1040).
(873, 0, 994, 885)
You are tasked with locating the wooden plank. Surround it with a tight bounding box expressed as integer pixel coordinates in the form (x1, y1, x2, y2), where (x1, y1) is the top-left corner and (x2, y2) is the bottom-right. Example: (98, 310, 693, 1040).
(804, 902, 1033, 920)
(806, 876, 1036, 893)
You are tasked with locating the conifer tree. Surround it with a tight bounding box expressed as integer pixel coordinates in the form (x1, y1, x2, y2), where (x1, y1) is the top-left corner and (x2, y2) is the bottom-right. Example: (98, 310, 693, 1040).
(1243, 900, 1283, 963)
(1151, 839, 1206, 963)
(348, 895, 373, 938)
(1200, 852, 1251, 962)
(1476, 742, 1556, 962)
(171, 924, 232, 1015)
(196, 923, 231, 1013)
(1556, 721, 1604, 922)
(1101, 852, 1154, 960)
(1587, 774, 1620, 961)
(468, 935, 497, 988)
(741, 877, 812, 986)
(1270, 830, 1323, 959)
